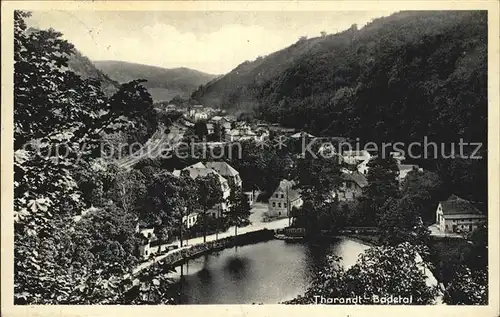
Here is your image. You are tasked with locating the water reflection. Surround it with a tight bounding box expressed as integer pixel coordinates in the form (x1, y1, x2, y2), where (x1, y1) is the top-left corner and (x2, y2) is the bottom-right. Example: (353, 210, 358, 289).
(172, 238, 368, 304)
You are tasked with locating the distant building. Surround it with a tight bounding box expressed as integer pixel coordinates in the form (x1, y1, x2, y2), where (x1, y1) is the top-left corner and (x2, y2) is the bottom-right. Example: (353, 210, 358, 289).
(342, 150, 372, 175)
(206, 122, 215, 135)
(390, 151, 406, 164)
(337, 171, 368, 201)
(165, 104, 177, 112)
(223, 115, 237, 122)
(194, 112, 208, 121)
(224, 126, 258, 142)
(268, 180, 303, 218)
(221, 122, 232, 132)
(210, 115, 224, 122)
(398, 164, 423, 182)
(342, 150, 371, 165)
(436, 195, 486, 233)
(255, 127, 270, 142)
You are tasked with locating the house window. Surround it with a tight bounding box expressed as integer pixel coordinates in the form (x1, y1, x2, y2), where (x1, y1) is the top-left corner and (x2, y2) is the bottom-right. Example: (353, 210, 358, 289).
(281, 194, 284, 199)
(278, 203, 282, 208)
(278, 212, 281, 216)
(284, 203, 287, 208)
(272, 202, 276, 207)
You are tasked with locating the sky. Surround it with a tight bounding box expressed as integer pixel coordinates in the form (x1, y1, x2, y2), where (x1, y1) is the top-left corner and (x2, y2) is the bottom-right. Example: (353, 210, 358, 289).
(27, 10, 394, 75)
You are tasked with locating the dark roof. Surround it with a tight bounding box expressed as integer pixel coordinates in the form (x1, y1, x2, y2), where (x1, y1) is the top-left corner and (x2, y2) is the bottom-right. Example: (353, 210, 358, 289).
(440, 195, 483, 216)
(342, 171, 368, 188)
(205, 161, 239, 177)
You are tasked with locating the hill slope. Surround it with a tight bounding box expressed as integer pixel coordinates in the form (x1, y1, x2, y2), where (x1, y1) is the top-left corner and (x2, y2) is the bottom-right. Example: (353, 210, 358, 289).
(67, 51, 120, 96)
(93, 61, 218, 102)
(192, 10, 487, 202)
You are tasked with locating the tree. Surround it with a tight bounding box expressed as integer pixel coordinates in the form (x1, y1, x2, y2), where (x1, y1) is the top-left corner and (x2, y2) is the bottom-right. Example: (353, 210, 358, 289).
(288, 242, 439, 305)
(294, 155, 342, 233)
(141, 173, 197, 241)
(194, 120, 208, 140)
(377, 196, 430, 246)
(400, 170, 444, 224)
(13, 11, 161, 304)
(196, 173, 224, 242)
(443, 266, 487, 305)
(360, 156, 400, 221)
(227, 183, 251, 236)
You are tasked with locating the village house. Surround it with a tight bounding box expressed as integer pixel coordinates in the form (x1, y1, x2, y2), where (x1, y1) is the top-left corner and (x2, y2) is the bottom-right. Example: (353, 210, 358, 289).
(268, 180, 303, 218)
(290, 131, 316, 139)
(164, 104, 177, 112)
(206, 122, 215, 135)
(342, 150, 372, 175)
(336, 171, 368, 201)
(173, 162, 231, 216)
(244, 191, 257, 207)
(137, 238, 175, 260)
(211, 115, 223, 121)
(221, 121, 232, 132)
(223, 115, 237, 122)
(436, 195, 486, 233)
(390, 151, 406, 164)
(398, 164, 423, 182)
(342, 150, 371, 165)
(255, 127, 270, 142)
(224, 126, 258, 142)
(205, 161, 242, 187)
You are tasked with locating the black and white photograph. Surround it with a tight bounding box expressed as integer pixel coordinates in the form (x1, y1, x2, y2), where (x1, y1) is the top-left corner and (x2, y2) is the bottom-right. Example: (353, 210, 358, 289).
(2, 0, 499, 314)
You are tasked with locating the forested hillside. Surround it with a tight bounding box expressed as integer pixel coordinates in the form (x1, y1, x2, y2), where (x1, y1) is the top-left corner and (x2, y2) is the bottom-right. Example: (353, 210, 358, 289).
(94, 61, 218, 101)
(67, 50, 120, 96)
(192, 11, 488, 202)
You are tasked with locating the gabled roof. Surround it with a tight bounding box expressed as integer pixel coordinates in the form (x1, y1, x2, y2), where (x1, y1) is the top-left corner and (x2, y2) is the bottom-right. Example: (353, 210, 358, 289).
(440, 195, 484, 216)
(342, 171, 368, 188)
(398, 164, 419, 171)
(273, 179, 301, 201)
(205, 161, 239, 177)
(290, 131, 316, 139)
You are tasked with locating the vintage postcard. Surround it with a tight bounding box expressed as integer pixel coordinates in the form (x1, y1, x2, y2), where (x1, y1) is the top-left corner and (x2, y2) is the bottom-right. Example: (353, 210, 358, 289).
(1, 1, 499, 317)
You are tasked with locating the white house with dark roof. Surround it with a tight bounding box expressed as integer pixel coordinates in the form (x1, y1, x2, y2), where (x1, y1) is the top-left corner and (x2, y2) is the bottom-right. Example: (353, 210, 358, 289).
(224, 126, 258, 142)
(336, 171, 368, 201)
(268, 180, 302, 218)
(205, 161, 242, 187)
(290, 131, 316, 139)
(436, 195, 486, 233)
(398, 164, 423, 182)
(206, 122, 215, 135)
(173, 162, 231, 216)
(182, 212, 199, 229)
(342, 150, 372, 175)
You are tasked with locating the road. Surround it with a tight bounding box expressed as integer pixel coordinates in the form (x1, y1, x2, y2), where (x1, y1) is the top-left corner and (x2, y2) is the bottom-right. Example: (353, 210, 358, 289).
(132, 202, 289, 274)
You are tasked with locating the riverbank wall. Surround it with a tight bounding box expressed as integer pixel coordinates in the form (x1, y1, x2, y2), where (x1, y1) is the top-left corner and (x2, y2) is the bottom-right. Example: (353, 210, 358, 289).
(160, 229, 275, 268)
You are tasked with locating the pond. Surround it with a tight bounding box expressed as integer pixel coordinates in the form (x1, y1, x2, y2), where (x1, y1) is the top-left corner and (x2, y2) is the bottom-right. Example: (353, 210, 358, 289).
(171, 237, 369, 304)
